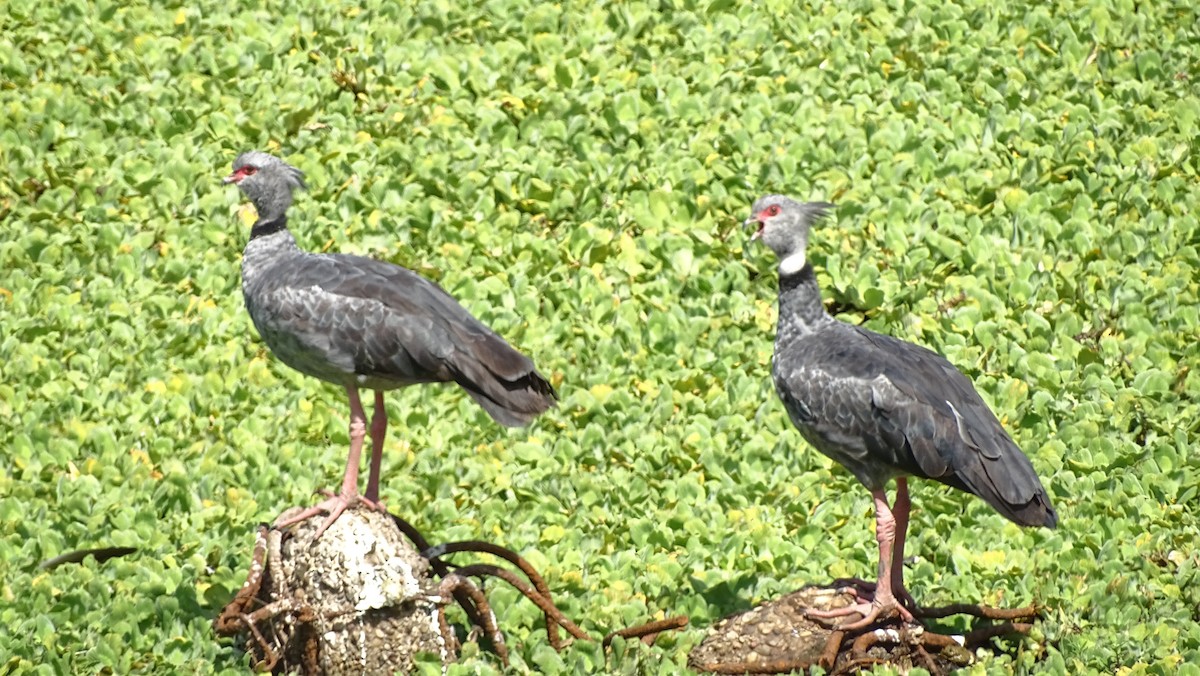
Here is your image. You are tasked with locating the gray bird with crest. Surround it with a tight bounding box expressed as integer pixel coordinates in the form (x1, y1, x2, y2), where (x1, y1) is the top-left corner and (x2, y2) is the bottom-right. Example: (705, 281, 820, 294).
(225, 151, 556, 538)
(747, 195, 1057, 629)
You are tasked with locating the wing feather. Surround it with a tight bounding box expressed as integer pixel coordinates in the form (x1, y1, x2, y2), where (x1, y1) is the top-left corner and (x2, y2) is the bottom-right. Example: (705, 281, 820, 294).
(775, 325, 1056, 527)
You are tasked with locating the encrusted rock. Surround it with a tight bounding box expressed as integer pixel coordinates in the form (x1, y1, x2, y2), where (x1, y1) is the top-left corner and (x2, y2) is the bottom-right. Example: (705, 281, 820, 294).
(688, 585, 1019, 674)
(689, 586, 855, 672)
(279, 507, 446, 675)
(218, 506, 448, 674)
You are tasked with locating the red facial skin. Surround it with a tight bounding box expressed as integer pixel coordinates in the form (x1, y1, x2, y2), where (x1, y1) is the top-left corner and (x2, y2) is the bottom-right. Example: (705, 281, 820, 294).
(223, 165, 259, 184)
(749, 203, 782, 240)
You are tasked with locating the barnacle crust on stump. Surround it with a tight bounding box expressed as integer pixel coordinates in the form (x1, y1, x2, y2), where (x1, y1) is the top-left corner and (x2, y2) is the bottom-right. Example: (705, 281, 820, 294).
(263, 506, 447, 674)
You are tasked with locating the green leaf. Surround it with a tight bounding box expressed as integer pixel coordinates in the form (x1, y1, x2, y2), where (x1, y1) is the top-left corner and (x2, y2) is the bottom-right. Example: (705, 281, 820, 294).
(4, 1, 1199, 673)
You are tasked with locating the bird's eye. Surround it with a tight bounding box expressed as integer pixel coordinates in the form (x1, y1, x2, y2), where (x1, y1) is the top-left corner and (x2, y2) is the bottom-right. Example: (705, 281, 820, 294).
(243, 167, 258, 176)
(766, 205, 781, 217)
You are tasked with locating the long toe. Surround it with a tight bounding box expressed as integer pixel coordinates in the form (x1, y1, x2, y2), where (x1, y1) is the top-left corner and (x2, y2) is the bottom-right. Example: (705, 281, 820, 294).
(806, 600, 875, 621)
(825, 578, 916, 619)
(274, 493, 357, 539)
(318, 487, 380, 504)
(359, 495, 388, 513)
(806, 598, 917, 631)
(309, 499, 352, 540)
(831, 577, 881, 605)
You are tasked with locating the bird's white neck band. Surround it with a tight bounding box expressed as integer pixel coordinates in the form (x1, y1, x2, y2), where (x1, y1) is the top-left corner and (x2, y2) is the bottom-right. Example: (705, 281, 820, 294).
(779, 251, 807, 276)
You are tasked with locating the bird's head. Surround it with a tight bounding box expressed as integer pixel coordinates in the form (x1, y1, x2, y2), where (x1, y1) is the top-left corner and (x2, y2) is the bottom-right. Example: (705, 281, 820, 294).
(745, 195, 835, 275)
(224, 151, 306, 221)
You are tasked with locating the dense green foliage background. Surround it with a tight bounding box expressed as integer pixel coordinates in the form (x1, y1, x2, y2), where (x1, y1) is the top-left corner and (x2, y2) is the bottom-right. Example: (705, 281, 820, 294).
(3, 0, 1199, 673)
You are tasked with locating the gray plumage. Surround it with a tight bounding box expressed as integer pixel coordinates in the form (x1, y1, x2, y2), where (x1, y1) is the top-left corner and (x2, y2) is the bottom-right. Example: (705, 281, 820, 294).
(225, 151, 558, 539)
(231, 151, 556, 427)
(751, 195, 1056, 529)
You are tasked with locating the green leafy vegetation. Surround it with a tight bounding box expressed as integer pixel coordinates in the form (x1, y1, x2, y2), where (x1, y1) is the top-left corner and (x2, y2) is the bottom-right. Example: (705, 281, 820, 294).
(2, 0, 1199, 673)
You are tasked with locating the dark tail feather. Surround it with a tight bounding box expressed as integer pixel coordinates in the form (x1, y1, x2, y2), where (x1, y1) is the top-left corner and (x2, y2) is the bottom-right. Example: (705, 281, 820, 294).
(955, 447, 1058, 529)
(464, 378, 556, 427)
(992, 492, 1058, 529)
(448, 331, 557, 427)
(460, 371, 557, 427)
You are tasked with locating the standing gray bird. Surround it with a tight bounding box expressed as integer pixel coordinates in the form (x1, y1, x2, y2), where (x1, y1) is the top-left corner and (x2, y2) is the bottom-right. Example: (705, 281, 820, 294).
(225, 151, 556, 538)
(747, 195, 1057, 629)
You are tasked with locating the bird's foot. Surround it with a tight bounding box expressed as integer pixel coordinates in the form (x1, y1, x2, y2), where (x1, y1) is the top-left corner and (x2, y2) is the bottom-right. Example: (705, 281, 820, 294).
(274, 492, 358, 540)
(316, 488, 388, 514)
(830, 577, 880, 605)
(806, 597, 918, 631)
(830, 577, 918, 612)
(361, 493, 389, 514)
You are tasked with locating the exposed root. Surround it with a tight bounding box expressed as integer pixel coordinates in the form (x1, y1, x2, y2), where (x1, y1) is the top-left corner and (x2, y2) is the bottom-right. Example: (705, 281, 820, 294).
(828, 613, 1036, 675)
(451, 562, 592, 645)
(819, 630, 846, 670)
(917, 602, 1042, 621)
(423, 539, 689, 653)
(389, 515, 491, 646)
(218, 510, 688, 672)
(849, 624, 926, 654)
(213, 524, 324, 672)
(434, 574, 509, 666)
(603, 615, 690, 648)
(423, 540, 565, 648)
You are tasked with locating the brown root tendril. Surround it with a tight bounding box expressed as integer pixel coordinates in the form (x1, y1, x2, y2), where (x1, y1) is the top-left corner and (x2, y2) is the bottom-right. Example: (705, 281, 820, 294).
(216, 510, 689, 672)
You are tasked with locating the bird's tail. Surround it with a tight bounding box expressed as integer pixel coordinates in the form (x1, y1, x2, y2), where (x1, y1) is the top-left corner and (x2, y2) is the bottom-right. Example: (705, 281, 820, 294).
(449, 331, 557, 427)
(955, 436, 1059, 529)
(463, 379, 557, 427)
(985, 485, 1058, 529)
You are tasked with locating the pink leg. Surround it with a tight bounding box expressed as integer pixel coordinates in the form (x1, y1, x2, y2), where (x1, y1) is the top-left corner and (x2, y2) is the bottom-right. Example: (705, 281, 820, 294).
(275, 385, 368, 539)
(807, 487, 917, 629)
(890, 477, 916, 610)
(364, 390, 388, 507)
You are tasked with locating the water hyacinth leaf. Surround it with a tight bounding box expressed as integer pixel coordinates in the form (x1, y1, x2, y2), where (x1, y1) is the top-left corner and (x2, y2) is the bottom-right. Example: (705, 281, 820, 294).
(2, 0, 1199, 673)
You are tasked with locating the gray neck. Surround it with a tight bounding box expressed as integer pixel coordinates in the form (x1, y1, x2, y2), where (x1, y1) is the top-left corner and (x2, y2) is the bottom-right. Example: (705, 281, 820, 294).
(249, 187, 293, 224)
(242, 227, 302, 288)
(776, 263, 829, 342)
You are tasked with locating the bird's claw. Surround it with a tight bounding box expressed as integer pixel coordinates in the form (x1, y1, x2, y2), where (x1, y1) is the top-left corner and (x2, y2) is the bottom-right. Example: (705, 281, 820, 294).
(830, 577, 880, 604)
(360, 493, 388, 513)
(831, 578, 918, 612)
(275, 492, 360, 540)
(315, 489, 387, 513)
(806, 598, 918, 631)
